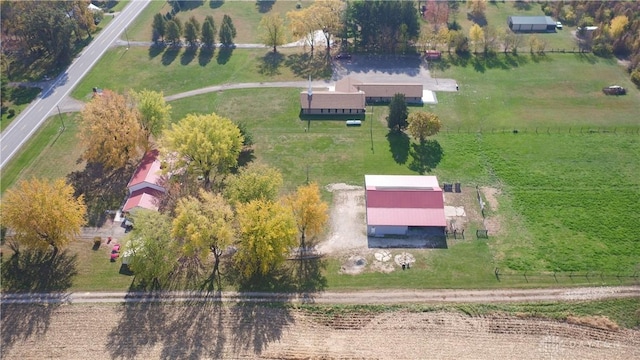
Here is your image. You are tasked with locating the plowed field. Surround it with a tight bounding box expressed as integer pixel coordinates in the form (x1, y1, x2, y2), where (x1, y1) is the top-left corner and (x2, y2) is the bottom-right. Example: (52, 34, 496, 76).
(2, 303, 638, 359)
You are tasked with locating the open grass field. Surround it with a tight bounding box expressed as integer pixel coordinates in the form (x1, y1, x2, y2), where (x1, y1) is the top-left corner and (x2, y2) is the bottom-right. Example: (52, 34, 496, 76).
(71, 46, 315, 100)
(127, 0, 313, 44)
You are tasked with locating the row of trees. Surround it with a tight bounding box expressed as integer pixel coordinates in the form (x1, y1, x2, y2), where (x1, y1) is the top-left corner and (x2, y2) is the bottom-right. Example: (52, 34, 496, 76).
(151, 13, 237, 47)
(126, 167, 328, 290)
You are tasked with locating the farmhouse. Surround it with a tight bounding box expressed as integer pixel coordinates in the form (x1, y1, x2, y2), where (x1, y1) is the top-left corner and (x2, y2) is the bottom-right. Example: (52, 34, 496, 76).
(508, 16, 557, 32)
(365, 175, 446, 238)
(299, 77, 425, 115)
(122, 149, 165, 212)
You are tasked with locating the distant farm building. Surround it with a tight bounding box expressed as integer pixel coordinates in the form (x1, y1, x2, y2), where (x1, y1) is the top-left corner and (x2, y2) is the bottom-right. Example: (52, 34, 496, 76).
(365, 175, 446, 238)
(122, 150, 165, 212)
(508, 16, 557, 32)
(300, 77, 426, 115)
(424, 50, 442, 60)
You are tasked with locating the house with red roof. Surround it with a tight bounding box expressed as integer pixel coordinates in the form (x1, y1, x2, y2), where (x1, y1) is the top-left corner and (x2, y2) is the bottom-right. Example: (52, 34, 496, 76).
(122, 149, 165, 212)
(365, 175, 446, 238)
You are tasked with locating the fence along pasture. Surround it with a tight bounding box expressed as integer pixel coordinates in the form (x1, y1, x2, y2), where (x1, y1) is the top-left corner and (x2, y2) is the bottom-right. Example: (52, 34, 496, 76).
(443, 127, 640, 135)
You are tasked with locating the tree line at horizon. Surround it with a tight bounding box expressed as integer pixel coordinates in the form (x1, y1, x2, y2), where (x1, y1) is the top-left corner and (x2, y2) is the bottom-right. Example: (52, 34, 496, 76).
(1, 89, 329, 292)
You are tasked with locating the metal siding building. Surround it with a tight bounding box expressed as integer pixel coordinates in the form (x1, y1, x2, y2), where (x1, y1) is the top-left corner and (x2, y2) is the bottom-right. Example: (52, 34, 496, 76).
(508, 16, 557, 32)
(365, 175, 446, 237)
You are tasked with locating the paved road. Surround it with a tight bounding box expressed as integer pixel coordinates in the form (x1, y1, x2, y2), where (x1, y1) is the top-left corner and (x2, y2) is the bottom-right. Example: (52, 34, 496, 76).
(2, 286, 638, 305)
(0, 0, 151, 170)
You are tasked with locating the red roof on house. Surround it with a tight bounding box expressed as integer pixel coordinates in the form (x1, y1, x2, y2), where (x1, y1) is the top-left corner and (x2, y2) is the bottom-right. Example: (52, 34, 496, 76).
(122, 188, 163, 212)
(365, 175, 445, 228)
(127, 149, 162, 189)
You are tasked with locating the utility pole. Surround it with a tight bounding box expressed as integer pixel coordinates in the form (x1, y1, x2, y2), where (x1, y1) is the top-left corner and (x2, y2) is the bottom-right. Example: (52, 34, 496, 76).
(57, 105, 65, 132)
(125, 27, 130, 49)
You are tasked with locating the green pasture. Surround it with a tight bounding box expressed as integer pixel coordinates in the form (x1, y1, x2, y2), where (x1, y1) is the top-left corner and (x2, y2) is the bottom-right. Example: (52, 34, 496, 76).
(432, 53, 640, 129)
(71, 46, 319, 100)
(0, 113, 77, 194)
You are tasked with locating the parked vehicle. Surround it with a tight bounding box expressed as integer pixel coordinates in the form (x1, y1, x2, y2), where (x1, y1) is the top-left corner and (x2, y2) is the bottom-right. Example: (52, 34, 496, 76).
(602, 85, 626, 95)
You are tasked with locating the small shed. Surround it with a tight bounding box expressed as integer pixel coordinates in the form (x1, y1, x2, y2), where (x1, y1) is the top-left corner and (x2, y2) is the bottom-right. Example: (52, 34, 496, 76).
(424, 50, 442, 60)
(508, 16, 556, 32)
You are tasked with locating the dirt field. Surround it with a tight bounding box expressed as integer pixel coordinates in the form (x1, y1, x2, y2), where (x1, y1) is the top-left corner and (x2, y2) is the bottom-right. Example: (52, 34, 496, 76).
(2, 303, 639, 359)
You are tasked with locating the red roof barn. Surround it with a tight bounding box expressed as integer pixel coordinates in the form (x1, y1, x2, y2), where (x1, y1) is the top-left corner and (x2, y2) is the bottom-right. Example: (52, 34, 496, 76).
(365, 175, 446, 237)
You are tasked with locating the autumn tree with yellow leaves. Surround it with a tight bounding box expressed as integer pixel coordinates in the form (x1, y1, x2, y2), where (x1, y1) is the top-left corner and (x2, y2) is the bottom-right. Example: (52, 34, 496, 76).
(285, 182, 329, 248)
(407, 112, 442, 144)
(172, 191, 235, 289)
(162, 113, 243, 189)
(79, 89, 144, 170)
(224, 163, 283, 205)
(2, 178, 86, 258)
(234, 199, 297, 279)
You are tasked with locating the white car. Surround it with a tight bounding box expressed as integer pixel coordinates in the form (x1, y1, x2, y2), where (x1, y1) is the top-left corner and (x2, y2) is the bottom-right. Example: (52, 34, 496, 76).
(556, 21, 563, 29)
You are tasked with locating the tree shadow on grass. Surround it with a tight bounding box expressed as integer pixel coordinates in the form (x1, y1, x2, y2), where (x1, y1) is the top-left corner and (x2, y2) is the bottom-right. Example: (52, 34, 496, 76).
(290, 257, 327, 294)
(256, 0, 275, 13)
(257, 51, 285, 76)
(386, 131, 410, 165)
(1, 248, 77, 354)
(285, 52, 334, 80)
(67, 162, 135, 227)
(217, 46, 234, 65)
(198, 46, 215, 66)
(180, 47, 197, 66)
(467, 12, 487, 27)
(148, 43, 166, 59)
(161, 46, 181, 66)
(209, 0, 224, 9)
(408, 139, 443, 174)
(2, 248, 77, 293)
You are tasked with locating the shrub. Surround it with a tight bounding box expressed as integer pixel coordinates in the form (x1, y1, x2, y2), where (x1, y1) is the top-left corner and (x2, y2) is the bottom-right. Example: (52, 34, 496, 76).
(630, 69, 640, 88)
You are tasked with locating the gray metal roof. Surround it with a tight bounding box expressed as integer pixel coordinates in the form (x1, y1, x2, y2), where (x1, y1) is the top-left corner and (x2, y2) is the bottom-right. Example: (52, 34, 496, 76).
(508, 16, 555, 26)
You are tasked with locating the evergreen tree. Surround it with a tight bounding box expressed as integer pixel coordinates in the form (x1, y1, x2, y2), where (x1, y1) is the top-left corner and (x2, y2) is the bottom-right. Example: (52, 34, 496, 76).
(386, 93, 408, 132)
(219, 15, 237, 46)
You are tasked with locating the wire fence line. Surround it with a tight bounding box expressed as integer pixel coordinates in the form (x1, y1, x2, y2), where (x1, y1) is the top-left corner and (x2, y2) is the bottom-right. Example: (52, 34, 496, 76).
(494, 268, 640, 285)
(441, 127, 640, 135)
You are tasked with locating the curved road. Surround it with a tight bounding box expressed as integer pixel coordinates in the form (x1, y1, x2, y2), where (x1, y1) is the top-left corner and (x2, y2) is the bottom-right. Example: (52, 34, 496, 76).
(0, 0, 152, 170)
(1, 286, 638, 305)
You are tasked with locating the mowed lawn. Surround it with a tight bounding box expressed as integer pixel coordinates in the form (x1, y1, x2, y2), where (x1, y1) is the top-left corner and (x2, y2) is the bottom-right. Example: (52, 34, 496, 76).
(6, 46, 640, 289)
(127, 0, 313, 44)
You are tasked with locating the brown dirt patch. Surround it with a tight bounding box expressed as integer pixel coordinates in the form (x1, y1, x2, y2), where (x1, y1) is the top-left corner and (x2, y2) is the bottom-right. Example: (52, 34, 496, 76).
(2, 304, 639, 359)
(480, 186, 501, 211)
